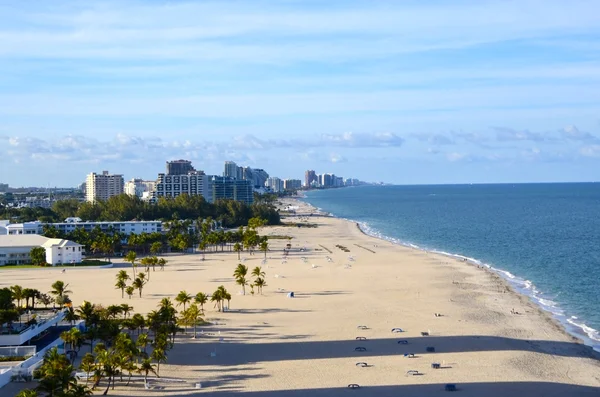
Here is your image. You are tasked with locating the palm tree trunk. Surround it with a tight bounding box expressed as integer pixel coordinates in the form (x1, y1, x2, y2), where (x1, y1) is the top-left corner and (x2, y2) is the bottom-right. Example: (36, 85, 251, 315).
(103, 375, 111, 395)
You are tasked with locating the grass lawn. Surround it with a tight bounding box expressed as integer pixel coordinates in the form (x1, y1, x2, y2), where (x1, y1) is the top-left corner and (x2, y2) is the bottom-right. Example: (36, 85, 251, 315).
(0, 259, 112, 270)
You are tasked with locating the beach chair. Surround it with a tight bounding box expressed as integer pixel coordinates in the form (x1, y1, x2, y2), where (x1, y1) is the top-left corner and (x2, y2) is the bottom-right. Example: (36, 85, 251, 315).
(355, 336, 367, 341)
(354, 346, 367, 352)
(355, 362, 368, 367)
(347, 384, 361, 389)
(406, 370, 420, 376)
(421, 331, 429, 336)
(445, 384, 457, 391)
(404, 353, 416, 358)
(356, 325, 368, 330)
(391, 328, 404, 333)
(397, 340, 408, 344)
(431, 363, 441, 369)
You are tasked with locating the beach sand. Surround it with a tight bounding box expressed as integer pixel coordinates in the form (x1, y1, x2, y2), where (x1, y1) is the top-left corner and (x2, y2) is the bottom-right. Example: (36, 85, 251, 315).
(2, 197, 600, 396)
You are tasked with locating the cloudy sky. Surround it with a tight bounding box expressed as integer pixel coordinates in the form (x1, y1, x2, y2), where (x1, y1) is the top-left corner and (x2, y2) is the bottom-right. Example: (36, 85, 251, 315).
(1, 0, 600, 187)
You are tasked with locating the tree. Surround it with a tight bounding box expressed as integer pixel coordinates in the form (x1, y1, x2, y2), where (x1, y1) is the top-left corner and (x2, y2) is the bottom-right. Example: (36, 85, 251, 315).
(80, 353, 96, 386)
(233, 242, 242, 260)
(194, 292, 208, 314)
(210, 289, 223, 312)
(49, 280, 72, 304)
(34, 347, 77, 396)
(150, 241, 162, 255)
(38, 293, 53, 309)
(138, 358, 158, 385)
(186, 304, 201, 338)
(115, 279, 127, 299)
(259, 240, 269, 259)
(254, 277, 267, 295)
(252, 266, 266, 279)
(30, 247, 46, 266)
(233, 264, 249, 295)
(132, 277, 146, 298)
(158, 257, 167, 271)
(125, 286, 135, 300)
(16, 389, 38, 397)
(125, 251, 137, 279)
(10, 284, 24, 308)
(175, 291, 192, 312)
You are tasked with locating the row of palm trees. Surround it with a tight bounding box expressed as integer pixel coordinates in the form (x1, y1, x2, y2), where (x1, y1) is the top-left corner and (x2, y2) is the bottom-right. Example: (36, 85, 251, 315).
(233, 265, 267, 295)
(18, 298, 180, 396)
(9, 281, 71, 310)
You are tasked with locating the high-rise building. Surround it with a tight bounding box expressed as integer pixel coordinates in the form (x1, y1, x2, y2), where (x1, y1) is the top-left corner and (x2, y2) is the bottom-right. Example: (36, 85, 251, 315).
(124, 179, 156, 198)
(224, 161, 243, 179)
(304, 170, 317, 187)
(0, 183, 9, 193)
(166, 160, 195, 175)
(153, 170, 209, 199)
(209, 176, 253, 204)
(266, 177, 284, 193)
(85, 171, 124, 202)
(283, 179, 302, 191)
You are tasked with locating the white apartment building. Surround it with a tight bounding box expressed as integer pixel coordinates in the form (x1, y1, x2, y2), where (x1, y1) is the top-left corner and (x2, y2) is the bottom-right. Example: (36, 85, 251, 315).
(1, 220, 162, 236)
(86, 171, 124, 202)
(0, 235, 83, 266)
(266, 177, 284, 193)
(124, 178, 156, 198)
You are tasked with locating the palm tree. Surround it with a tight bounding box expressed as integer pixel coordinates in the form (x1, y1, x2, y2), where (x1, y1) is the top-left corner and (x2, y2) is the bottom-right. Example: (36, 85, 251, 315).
(175, 291, 192, 312)
(120, 303, 133, 319)
(76, 301, 97, 328)
(233, 242, 242, 260)
(64, 307, 79, 325)
(235, 276, 248, 295)
(194, 292, 208, 314)
(49, 280, 72, 305)
(16, 389, 38, 397)
(150, 348, 167, 375)
(223, 291, 232, 310)
(10, 285, 24, 308)
(136, 332, 150, 355)
(132, 277, 146, 298)
(210, 290, 223, 312)
(34, 347, 77, 396)
(186, 304, 201, 338)
(79, 353, 95, 385)
(158, 257, 167, 271)
(254, 277, 267, 295)
(259, 240, 269, 259)
(233, 264, 249, 295)
(125, 286, 135, 299)
(115, 279, 127, 298)
(125, 251, 137, 279)
(252, 266, 266, 278)
(150, 241, 162, 255)
(138, 358, 158, 385)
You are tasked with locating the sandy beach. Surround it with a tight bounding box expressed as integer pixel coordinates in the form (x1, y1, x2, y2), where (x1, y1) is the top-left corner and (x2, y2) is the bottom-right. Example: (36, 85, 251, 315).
(3, 197, 600, 396)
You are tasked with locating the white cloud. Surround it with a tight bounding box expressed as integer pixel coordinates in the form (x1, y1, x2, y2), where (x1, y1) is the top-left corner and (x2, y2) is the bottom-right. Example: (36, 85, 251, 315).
(494, 127, 546, 142)
(329, 153, 347, 163)
(561, 125, 599, 142)
(580, 145, 600, 157)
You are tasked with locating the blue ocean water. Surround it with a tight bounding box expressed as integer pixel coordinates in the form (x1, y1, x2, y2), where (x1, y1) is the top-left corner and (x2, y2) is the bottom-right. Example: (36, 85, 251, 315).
(303, 183, 600, 351)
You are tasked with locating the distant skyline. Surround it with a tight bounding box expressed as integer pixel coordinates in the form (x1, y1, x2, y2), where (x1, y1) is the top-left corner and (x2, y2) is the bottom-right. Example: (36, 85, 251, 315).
(1, 0, 600, 186)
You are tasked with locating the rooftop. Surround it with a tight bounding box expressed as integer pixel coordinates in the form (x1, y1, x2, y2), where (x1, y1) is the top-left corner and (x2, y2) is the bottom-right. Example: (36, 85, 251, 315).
(0, 235, 49, 248)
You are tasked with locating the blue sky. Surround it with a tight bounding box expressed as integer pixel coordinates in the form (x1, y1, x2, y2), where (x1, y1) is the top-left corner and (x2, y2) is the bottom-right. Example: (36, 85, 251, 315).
(1, 0, 600, 186)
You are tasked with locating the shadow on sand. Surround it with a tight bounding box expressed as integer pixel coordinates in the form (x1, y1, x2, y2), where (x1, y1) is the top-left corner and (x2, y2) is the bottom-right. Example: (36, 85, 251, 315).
(171, 335, 598, 367)
(162, 382, 600, 397)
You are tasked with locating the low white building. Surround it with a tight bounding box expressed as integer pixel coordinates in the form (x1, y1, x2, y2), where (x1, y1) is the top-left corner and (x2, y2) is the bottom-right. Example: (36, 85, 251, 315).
(0, 235, 83, 266)
(2, 220, 162, 236)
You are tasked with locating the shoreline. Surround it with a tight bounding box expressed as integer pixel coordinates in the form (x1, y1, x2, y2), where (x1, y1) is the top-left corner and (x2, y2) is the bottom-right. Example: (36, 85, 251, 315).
(293, 196, 600, 356)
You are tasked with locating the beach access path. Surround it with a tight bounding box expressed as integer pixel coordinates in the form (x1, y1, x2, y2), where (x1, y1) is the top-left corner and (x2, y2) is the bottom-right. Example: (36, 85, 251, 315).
(2, 197, 599, 396)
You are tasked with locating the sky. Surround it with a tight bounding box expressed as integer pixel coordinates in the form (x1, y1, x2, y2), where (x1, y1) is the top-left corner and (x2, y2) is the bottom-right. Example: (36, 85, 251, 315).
(1, 0, 600, 187)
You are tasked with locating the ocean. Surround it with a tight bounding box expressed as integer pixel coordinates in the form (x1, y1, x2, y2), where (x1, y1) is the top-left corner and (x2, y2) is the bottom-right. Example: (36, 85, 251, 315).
(302, 183, 600, 351)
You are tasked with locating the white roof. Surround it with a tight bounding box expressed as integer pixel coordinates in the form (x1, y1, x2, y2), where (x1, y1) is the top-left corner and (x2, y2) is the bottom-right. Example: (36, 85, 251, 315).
(42, 239, 82, 248)
(0, 234, 50, 248)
